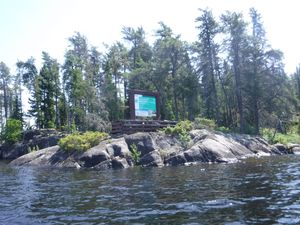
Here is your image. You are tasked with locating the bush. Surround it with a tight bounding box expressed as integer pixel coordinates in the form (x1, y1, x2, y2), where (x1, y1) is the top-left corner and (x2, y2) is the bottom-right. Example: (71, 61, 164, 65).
(194, 117, 216, 129)
(58, 131, 109, 152)
(179, 132, 191, 149)
(262, 128, 276, 143)
(2, 119, 23, 144)
(163, 120, 193, 136)
(163, 120, 192, 148)
(216, 126, 231, 133)
(262, 128, 300, 145)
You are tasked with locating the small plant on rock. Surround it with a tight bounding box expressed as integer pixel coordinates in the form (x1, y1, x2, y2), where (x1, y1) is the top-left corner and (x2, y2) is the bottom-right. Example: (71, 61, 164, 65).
(130, 143, 141, 165)
(179, 132, 191, 149)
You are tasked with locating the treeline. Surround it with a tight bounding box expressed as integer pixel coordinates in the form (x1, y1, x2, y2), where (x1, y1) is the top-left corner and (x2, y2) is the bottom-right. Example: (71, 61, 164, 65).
(0, 8, 300, 135)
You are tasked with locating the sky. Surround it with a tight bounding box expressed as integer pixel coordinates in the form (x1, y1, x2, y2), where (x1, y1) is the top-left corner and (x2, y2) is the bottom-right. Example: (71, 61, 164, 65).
(1, 0, 300, 75)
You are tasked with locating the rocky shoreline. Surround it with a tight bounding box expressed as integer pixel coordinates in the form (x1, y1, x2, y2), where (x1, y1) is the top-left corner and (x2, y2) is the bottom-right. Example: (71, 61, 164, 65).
(0, 129, 64, 160)
(8, 129, 300, 169)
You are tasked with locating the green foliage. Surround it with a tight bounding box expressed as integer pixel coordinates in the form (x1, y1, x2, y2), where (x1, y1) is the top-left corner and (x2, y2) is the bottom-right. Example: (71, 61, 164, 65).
(2, 119, 23, 144)
(71, 122, 77, 133)
(262, 128, 300, 145)
(58, 131, 109, 152)
(47, 121, 55, 129)
(179, 132, 191, 149)
(10, 95, 23, 122)
(130, 143, 141, 164)
(262, 128, 276, 143)
(216, 126, 231, 133)
(244, 123, 256, 135)
(193, 117, 216, 129)
(273, 133, 300, 145)
(163, 120, 192, 148)
(195, 9, 220, 122)
(163, 120, 193, 136)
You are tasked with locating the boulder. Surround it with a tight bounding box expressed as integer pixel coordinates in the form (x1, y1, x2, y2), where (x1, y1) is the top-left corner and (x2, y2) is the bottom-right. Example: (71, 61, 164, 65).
(289, 144, 300, 154)
(124, 133, 157, 156)
(229, 134, 279, 155)
(93, 160, 112, 170)
(106, 138, 131, 158)
(111, 157, 131, 169)
(1, 143, 30, 160)
(78, 143, 110, 168)
(273, 143, 289, 154)
(184, 147, 214, 163)
(182, 132, 253, 164)
(154, 132, 182, 150)
(165, 152, 187, 166)
(9, 128, 294, 170)
(10, 146, 61, 167)
(140, 150, 164, 167)
(0, 129, 64, 160)
(209, 134, 253, 157)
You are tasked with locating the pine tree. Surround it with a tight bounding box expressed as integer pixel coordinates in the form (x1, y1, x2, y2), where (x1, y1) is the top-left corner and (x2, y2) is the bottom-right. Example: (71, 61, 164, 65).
(195, 9, 220, 123)
(0, 62, 11, 122)
(221, 12, 249, 132)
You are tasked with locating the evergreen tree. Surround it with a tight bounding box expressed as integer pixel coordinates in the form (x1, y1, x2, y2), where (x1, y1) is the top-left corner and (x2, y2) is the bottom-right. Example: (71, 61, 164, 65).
(221, 12, 249, 132)
(245, 8, 264, 134)
(122, 26, 153, 92)
(152, 22, 198, 120)
(16, 57, 38, 126)
(0, 62, 11, 122)
(63, 32, 109, 131)
(39, 52, 60, 128)
(195, 9, 220, 123)
(102, 42, 129, 120)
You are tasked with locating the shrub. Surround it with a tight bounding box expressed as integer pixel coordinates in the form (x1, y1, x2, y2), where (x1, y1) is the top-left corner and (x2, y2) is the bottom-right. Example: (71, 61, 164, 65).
(2, 119, 23, 144)
(163, 120, 192, 148)
(261, 128, 300, 145)
(262, 128, 276, 144)
(47, 121, 55, 129)
(130, 143, 141, 164)
(273, 135, 287, 145)
(194, 117, 216, 129)
(179, 132, 191, 149)
(58, 131, 109, 152)
(216, 126, 231, 133)
(163, 120, 193, 136)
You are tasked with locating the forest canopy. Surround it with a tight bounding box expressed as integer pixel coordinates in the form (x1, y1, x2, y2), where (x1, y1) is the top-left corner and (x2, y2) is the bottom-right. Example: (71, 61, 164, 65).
(0, 8, 299, 135)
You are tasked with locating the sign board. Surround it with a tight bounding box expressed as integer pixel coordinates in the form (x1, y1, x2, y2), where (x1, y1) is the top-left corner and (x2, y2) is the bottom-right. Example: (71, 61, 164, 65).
(134, 94, 157, 117)
(128, 90, 160, 120)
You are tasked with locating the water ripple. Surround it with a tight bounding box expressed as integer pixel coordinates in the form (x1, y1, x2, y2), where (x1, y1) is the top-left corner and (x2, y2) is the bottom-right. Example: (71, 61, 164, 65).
(1, 155, 300, 224)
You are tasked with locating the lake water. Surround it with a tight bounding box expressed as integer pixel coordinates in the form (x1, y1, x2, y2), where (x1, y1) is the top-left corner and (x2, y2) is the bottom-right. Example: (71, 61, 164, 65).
(1, 155, 300, 225)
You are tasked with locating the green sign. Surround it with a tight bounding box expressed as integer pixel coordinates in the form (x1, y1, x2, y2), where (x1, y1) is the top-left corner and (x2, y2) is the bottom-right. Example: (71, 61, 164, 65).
(134, 94, 157, 117)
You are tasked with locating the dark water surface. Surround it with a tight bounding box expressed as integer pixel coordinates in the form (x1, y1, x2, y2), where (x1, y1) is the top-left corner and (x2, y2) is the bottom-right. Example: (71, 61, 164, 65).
(1, 155, 300, 225)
